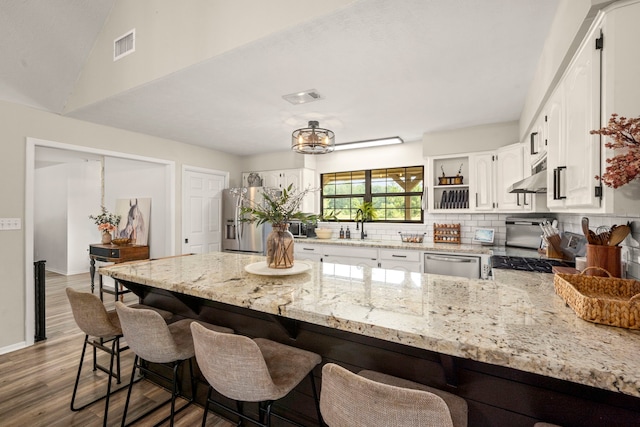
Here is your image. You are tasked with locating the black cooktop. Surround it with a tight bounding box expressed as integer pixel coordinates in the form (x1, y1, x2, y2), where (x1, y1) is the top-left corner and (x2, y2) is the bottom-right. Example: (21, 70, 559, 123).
(491, 255, 575, 274)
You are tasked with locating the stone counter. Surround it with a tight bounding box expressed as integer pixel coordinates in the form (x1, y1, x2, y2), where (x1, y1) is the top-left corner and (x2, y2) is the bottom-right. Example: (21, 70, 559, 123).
(100, 251, 640, 399)
(296, 237, 493, 254)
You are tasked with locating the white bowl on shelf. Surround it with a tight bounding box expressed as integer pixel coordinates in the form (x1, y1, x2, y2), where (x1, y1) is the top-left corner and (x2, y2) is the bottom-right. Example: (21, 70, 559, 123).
(315, 228, 333, 239)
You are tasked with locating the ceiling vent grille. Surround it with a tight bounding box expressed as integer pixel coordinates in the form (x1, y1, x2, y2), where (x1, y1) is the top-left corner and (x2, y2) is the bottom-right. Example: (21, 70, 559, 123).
(114, 29, 135, 61)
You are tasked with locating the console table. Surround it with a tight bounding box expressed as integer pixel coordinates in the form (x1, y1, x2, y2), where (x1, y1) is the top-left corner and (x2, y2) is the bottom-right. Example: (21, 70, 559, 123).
(89, 244, 149, 300)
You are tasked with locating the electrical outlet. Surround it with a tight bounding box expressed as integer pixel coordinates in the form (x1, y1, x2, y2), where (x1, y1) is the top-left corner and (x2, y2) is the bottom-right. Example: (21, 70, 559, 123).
(0, 218, 21, 230)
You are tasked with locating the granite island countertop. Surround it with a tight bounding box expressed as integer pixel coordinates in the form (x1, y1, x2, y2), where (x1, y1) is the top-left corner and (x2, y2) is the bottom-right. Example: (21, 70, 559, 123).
(100, 251, 640, 398)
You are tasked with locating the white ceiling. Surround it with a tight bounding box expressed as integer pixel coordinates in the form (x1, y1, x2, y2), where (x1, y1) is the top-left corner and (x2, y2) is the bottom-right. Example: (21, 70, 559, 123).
(1, 0, 559, 156)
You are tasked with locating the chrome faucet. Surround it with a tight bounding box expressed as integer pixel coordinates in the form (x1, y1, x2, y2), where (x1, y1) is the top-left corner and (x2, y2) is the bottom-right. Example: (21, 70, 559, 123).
(355, 208, 366, 240)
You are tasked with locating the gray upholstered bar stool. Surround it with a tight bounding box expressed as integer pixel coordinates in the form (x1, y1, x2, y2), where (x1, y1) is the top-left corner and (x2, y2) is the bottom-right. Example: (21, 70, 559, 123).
(115, 302, 233, 427)
(321, 363, 468, 427)
(66, 288, 171, 427)
(190, 322, 323, 427)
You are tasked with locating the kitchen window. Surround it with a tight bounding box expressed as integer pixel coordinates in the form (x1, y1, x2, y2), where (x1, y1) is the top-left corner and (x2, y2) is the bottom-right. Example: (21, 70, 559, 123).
(321, 166, 424, 223)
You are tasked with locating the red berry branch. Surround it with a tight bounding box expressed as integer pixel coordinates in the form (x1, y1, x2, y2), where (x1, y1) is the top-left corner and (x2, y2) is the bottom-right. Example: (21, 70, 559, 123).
(590, 113, 640, 188)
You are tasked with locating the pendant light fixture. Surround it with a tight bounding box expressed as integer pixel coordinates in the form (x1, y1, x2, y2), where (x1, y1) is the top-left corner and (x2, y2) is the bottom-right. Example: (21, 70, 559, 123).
(291, 121, 335, 154)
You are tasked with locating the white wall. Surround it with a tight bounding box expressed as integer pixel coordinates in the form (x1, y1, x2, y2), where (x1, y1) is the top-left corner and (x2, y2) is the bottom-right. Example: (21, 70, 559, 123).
(67, 161, 102, 274)
(34, 164, 69, 274)
(422, 122, 519, 157)
(35, 159, 104, 275)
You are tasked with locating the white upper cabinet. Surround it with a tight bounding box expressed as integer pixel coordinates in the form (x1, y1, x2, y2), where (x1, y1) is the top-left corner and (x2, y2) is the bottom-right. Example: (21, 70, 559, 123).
(495, 143, 528, 211)
(428, 145, 528, 213)
(546, 23, 602, 210)
(470, 152, 494, 211)
(241, 168, 317, 213)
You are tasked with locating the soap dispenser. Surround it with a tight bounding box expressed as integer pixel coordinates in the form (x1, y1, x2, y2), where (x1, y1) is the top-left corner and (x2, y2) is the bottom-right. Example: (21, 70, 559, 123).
(346, 226, 351, 239)
(339, 226, 344, 239)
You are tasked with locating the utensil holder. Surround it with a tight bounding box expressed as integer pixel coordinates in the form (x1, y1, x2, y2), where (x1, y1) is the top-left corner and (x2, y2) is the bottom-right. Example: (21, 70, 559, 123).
(586, 244, 621, 278)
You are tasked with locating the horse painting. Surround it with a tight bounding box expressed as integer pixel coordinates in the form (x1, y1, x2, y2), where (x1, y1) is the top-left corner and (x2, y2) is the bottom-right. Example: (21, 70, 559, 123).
(116, 198, 150, 245)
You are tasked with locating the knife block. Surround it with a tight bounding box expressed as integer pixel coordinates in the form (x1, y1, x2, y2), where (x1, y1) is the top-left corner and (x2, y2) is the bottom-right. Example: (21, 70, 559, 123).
(545, 234, 565, 260)
(585, 244, 622, 277)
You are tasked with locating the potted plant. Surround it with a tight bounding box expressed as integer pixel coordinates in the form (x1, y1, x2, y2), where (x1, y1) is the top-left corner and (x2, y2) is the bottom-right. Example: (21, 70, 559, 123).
(89, 206, 121, 244)
(240, 185, 317, 268)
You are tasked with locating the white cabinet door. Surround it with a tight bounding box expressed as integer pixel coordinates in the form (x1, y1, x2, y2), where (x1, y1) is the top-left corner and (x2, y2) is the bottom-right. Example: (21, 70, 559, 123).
(546, 88, 565, 209)
(470, 152, 494, 211)
(261, 170, 283, 189)
(546, 27, 601, 210)
(562, 29, 601, 209)
(495, 143, 526, 211)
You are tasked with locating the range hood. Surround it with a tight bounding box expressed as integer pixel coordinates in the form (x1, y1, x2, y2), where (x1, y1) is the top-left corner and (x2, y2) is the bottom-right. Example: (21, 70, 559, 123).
(508, 170, 547, 194)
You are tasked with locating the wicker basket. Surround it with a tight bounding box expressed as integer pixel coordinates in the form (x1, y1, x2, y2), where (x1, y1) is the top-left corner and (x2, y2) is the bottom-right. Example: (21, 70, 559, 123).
(554, 267, 640, 329)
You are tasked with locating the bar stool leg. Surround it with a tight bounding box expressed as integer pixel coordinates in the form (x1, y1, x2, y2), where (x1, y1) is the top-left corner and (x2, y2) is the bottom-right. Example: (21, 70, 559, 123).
(169, 361, 180, 426)
(70, 335, 90, 411)
(308, 372, 322, 427)
(121, 355, 138, 427)
(201, 386, 212, 427)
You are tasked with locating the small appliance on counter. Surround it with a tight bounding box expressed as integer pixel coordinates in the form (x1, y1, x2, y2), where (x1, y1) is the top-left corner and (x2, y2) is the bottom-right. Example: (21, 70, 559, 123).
(492, 216, 585, 274)
(288, 219, 316, 238)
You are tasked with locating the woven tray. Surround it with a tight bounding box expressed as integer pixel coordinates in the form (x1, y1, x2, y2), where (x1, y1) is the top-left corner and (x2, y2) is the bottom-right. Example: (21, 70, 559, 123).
(554, 267, 640, 329)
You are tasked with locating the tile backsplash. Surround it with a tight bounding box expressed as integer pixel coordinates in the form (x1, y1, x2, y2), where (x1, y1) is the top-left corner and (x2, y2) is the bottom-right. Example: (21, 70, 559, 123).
(318, 212, 640, 279)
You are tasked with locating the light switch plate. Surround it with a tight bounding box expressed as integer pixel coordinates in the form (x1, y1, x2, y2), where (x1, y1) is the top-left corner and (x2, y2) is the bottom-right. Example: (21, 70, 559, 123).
(0, 218, 22, 230)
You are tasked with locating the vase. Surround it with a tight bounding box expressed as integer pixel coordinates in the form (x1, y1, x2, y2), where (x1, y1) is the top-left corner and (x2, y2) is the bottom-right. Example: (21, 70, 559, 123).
(101, 230, 112, 244)
(266, 223, 295, 268)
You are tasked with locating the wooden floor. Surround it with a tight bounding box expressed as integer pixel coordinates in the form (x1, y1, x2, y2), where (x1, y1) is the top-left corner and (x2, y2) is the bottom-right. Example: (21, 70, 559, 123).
(0, 271, 235, 427)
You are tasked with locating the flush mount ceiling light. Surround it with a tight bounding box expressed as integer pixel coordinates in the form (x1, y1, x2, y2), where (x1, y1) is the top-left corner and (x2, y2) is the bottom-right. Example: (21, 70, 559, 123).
(282, 89, 324, 105)
(291, 121, 335, 154)
(333, 136, 404, 151)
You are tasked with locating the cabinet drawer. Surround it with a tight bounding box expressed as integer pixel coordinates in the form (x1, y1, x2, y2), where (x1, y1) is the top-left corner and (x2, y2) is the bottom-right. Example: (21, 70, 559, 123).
(379, 249, 420, 262)
(322, 245, 378, 259)
(90, 246, 120, 258)
(294, 245, 320, 254)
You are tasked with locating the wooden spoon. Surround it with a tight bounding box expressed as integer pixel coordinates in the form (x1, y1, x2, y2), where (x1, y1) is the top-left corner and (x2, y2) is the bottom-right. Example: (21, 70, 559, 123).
(581, 217, 592, 243)
(588, 229, 599, 245)
(608, 225, 630, 246)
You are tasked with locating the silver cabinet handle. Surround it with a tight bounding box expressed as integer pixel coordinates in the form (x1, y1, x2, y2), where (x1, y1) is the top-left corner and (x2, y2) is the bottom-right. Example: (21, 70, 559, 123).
(392, 254, 407, 258)
(302, 247, 315, 251)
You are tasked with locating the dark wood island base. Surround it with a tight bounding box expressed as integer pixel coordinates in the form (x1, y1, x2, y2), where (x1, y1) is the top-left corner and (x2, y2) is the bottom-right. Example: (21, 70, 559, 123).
(121, 280, 640, 427)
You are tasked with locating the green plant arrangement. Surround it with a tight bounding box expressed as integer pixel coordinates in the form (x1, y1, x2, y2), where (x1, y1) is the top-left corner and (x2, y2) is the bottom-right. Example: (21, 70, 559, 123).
(355, 201, 377, 222)
(89, 206, 121, 233)
(238, 184, 317, 226)
(238, 184, 317, 268)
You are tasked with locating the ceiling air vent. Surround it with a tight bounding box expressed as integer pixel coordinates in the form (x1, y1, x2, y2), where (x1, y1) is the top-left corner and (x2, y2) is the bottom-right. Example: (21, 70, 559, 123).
(282, 89, 324, 105)
(114, 29, 135, 61)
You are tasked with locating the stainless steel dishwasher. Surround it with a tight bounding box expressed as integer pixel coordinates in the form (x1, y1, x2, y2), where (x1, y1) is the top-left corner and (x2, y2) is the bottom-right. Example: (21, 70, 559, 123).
(423, 252, 481, 279)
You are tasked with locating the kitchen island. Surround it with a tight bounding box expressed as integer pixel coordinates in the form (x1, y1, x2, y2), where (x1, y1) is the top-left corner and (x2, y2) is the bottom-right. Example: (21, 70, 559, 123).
(100, 252, 640, 426)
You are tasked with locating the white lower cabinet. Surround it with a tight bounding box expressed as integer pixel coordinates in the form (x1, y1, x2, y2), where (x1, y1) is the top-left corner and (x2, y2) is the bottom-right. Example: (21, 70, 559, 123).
(293, 242, 424, 271)
(321, 245, 379, 267)
(294, 243, 322, 263)
(378, 249, 422, 272)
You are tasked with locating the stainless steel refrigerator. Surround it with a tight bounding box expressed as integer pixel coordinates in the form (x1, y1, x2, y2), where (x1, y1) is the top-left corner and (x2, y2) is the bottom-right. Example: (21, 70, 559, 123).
(222, 187, 273, 254)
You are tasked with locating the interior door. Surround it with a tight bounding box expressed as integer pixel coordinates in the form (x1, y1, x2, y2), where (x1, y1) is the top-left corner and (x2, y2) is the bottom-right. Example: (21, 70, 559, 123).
(182, 169, 226, 254)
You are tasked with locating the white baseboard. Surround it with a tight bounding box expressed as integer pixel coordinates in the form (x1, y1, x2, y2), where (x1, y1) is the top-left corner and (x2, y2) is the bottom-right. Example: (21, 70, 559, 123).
(0, 341, 28, 355)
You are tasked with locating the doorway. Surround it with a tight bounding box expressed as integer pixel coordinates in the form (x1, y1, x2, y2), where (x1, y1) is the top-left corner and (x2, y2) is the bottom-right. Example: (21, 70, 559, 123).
(25, 137, 175, 348)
